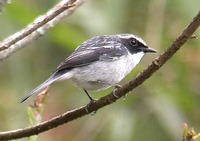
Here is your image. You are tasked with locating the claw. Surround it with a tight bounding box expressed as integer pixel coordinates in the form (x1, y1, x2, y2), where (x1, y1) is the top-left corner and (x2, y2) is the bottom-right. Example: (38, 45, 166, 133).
(115, 84, 122, 89)
(122, 94, 127, 100)
(85, 99, 97, 114)
(113, 89, 120, 98)
(112, 84, 122, 98)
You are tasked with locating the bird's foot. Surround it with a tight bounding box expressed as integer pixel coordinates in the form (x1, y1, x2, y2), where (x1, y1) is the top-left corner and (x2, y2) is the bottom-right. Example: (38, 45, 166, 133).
(112, 84, 122, 98)
(83, 89, 98, 114)
(85, 98, 97, 115)
(112, 84, 126, 99)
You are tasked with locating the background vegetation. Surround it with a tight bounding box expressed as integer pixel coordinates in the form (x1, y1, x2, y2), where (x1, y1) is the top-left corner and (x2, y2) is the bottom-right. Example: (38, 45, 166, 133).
(0, 0, 199, 141)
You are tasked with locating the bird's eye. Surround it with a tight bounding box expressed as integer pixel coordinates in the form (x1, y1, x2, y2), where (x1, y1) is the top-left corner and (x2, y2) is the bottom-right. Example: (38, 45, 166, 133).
(129, 38, 137, 46)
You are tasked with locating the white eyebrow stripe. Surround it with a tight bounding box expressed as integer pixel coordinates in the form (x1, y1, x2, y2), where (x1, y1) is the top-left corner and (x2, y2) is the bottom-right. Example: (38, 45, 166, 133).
(118, 34, 147, 46)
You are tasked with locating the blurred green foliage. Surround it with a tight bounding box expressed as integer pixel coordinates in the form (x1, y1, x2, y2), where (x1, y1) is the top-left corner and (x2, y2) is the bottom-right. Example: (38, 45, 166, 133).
(0, 0, 199, 141)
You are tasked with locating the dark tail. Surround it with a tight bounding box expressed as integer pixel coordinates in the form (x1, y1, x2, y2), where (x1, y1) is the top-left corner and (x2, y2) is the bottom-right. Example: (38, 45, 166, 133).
(20, 75, 57, 103)
(20, 69, 72, 103)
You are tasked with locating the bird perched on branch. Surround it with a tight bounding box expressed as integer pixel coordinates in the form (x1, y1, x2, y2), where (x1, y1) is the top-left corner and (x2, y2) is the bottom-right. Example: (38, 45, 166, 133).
(20, 34, 156, 104)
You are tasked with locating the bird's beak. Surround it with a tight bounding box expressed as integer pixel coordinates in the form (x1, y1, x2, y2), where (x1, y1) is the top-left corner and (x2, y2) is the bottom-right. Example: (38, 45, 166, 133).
(140, 46, 157, 53)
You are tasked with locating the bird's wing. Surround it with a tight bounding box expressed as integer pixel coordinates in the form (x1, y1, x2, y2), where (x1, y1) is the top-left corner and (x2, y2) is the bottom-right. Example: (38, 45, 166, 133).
(56, 44, 128, 72)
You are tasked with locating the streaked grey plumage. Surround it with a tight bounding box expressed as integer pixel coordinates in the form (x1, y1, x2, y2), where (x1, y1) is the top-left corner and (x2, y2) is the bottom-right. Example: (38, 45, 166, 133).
(20, 34, 156, 103)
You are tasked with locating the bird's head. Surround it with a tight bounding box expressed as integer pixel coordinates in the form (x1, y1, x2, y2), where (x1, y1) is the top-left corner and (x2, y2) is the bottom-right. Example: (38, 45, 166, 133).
(117, 34, 157, 54)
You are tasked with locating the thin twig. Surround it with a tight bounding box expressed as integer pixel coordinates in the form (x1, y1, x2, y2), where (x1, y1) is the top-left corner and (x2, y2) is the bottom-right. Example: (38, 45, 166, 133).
(0, 10, 199, 141)
(0, 1, 74, 51)
(0, 0, 86, 61)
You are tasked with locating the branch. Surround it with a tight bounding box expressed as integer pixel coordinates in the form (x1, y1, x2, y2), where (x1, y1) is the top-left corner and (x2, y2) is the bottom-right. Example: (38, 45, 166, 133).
(0, 10, 199, 141)
(0, 0, 86, 61)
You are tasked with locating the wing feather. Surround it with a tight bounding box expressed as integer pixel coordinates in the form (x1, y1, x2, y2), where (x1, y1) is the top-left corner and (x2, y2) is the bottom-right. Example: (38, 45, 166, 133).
(56, 36, 128, 72)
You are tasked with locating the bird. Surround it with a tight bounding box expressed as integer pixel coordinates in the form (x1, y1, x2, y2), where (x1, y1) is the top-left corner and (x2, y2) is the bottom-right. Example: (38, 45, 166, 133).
(20, 34, 156, 103)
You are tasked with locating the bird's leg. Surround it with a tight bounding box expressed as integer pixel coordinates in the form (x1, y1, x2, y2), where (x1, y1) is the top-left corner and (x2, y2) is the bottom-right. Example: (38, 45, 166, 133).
(83, 89, 96, 102)
(83, 89, 97, 114)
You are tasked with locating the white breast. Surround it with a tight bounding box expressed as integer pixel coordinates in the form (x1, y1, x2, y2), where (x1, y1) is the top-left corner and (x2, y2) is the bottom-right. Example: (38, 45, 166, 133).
(70, 52, 144, 91)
